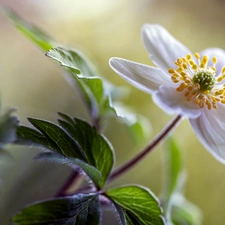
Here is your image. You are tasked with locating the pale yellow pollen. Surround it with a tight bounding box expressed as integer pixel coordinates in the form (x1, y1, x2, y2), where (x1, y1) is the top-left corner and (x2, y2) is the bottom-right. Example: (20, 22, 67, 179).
(182, 63, 188, 69)
(194, 53, 200, 59)
(168, 68, 175, 74)
(186, 54, 192, 60)
(177, 58, 183, 64)
(169, 53, 225, 110)
(192, 64, 197, 70)
(189, 60, 194, 65)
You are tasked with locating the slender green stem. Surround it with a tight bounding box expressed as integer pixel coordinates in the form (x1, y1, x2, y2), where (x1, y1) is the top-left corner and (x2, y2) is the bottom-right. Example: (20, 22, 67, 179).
(108, 114, 182, 182)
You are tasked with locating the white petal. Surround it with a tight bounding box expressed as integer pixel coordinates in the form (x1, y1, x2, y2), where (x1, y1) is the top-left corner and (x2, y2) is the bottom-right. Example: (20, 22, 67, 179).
(109, 57, 170, 94)
(142, 24, 191, 73)
(190, 104, 225, 163)
(153, 86, 201, 118)
(199, 48, 225, 74)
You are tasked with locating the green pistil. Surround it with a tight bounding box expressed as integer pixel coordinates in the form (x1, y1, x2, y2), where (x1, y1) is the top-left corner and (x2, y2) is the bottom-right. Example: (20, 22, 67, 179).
(192, 71, 216, 92)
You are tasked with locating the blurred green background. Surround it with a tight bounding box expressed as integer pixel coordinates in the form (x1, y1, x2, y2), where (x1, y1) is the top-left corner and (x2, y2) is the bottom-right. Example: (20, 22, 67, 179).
(1, 0, 225, 224)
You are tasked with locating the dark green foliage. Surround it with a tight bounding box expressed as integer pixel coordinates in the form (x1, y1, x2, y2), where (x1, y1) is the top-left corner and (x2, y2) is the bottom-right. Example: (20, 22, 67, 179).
(12, 193, 101, 225)
(17, 115, 114, 188)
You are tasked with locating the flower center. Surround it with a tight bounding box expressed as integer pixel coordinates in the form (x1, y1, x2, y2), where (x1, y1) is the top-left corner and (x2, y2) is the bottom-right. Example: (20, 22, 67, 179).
(192, 70, 216, 92)
(168, 53, 225, 110)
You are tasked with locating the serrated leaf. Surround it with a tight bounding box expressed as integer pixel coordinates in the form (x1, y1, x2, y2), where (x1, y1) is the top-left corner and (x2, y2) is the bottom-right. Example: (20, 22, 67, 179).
(58, 113, 114, 187)
(0, 108, 19, 149)
(27, 118, 85, 160)
(46, 48, 115, 126)
(3, 9, 150, 139)
(46, 47, 98, 77)
(12, 193, 101, 225)
(35, 151, 101, 187)
(107, 185, 165, 225)
(1, 7, 53, 51)
(16, 125, 61, 152)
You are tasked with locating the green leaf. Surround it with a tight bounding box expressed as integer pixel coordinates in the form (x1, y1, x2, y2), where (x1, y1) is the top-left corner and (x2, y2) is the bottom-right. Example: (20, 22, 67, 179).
(171, 195, 202, 225)
(74, 77, 115, 123)
(12, 193, 101, 225)
(16, 125, 61, 152)
(3, 8, 150, 138)
(0, 108, 19, 149)
(27, 118, 85, 160)
(161, 138, 184, 220)
(35, 151, 101, 187)
(112, 202, 126, 225)
(17, 115, 114, 188)
(46, 47, 115, 125)
(58, 113, 114, 187)
(113, 103, 151, 144)
(46, 47, 98, 77)
(1, 7, 53, 51)
(107, 185, 165, 225)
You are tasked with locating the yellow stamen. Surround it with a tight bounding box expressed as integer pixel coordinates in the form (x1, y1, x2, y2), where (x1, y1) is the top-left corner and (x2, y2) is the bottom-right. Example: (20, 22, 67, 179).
(169, 52, 225, 110)
(186, 54, 191, 60)
(194, 53, 200, 59)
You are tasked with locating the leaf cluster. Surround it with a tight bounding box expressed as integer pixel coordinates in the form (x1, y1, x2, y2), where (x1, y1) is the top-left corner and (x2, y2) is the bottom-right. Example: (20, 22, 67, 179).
(1, 7, 202, 225)
(14, 113, 165, 225)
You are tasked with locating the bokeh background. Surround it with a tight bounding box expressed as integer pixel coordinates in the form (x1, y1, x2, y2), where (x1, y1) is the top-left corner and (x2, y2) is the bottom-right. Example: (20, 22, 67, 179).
(1, 0, 225, 224)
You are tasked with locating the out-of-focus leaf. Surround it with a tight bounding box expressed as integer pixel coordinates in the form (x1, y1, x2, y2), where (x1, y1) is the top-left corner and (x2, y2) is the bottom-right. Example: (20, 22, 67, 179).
(171, 195, 202, 225)
(46, 47, 151, 141)
(107, 185, 165, 225)
(161, 137, 183, 221)
(114, 102, 151, 144)
(0, 149, 13, 163)
(1, 7, 53, 51)
(35, 151, 101, 187)
(12, 193, 101, 225)
(58, 113, 114, 187)
(161, 138, 202, 225)
(46, 47, 98, 77)
(0, 108, 19, 149)
(76, 77, 116, 122)
(4, 9, 150, 141)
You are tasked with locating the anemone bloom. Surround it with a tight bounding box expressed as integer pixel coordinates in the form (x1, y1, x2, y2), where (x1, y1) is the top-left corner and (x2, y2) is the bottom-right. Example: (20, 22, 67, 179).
(109, 24, 225, 163)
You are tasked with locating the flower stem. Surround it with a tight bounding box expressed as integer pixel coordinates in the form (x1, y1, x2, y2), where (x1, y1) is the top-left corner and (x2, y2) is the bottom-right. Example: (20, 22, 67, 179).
(108, 114, 182, 182)
(55, 169, 81, 197)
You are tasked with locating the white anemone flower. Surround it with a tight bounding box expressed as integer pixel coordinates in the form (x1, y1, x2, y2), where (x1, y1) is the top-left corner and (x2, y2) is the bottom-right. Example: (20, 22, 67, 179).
(109, 24, 225, 163)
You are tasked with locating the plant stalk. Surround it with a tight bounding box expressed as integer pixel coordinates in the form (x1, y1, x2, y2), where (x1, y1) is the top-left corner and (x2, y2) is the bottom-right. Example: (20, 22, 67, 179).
(108, 114, 182, 182)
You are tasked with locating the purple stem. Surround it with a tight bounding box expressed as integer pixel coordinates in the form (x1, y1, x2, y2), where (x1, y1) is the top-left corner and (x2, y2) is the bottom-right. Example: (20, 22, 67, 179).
(56, 114, 182, 196)
(55, 169, 81, 197)
(108, 114, 182, 182)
